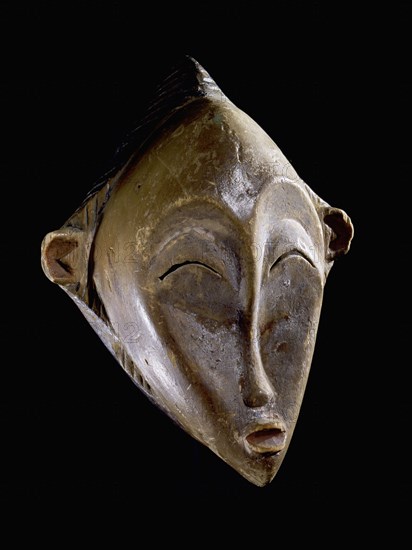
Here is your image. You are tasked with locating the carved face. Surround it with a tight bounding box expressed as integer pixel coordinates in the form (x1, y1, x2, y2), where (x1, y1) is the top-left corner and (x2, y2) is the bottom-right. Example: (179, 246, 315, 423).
(41, 60, 353, 486)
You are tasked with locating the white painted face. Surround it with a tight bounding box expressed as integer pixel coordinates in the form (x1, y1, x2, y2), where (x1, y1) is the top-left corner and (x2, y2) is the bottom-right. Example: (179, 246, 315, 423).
(42, 59, 353, 485)
(92, 99, 338, 486)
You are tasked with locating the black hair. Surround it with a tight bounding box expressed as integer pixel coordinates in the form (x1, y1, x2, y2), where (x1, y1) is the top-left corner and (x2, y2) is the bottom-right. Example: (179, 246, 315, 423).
(82, 56, 223, 204)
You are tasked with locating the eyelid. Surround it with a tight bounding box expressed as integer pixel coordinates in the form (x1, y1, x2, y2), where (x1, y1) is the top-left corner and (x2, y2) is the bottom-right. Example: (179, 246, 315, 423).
(270, 249, 315, 271)
(159, 260, 222, 281)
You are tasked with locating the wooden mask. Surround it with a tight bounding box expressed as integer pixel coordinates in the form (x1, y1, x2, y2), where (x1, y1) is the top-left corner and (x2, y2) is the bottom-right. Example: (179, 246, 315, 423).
(41, 58, 353, 486)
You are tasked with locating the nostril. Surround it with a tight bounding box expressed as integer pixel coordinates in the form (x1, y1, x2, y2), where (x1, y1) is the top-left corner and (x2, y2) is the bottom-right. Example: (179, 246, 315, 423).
(242, 388, 272, 408)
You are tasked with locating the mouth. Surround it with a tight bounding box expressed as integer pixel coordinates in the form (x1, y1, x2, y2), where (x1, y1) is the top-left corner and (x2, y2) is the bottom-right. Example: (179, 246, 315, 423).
(244, 424, 287, 455)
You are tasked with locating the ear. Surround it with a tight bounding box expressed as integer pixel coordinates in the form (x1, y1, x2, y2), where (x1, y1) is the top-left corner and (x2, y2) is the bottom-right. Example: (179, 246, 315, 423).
(41, 228, 87, 285)
(322, 207, 354, 261)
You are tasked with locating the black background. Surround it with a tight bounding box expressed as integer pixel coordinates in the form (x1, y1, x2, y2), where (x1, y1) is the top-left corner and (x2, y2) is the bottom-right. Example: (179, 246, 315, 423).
(1, 0, 410, 526)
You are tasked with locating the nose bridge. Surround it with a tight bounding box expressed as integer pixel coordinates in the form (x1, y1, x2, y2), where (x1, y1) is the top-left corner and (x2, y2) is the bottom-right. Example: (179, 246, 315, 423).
(240, 240, 275, 408)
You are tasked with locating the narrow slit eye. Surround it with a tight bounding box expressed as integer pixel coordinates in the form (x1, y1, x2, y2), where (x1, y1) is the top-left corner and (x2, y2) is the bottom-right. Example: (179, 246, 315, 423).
(270, 249, 315, 271)
(159, 260, 221, 281)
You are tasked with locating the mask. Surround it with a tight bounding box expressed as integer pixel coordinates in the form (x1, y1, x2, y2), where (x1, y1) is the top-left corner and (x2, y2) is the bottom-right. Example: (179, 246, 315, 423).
(41, 57, 353, 486)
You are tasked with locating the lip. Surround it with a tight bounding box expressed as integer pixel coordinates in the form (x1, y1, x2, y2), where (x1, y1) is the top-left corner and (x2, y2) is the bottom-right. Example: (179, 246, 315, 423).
(244, 422, 287, 455)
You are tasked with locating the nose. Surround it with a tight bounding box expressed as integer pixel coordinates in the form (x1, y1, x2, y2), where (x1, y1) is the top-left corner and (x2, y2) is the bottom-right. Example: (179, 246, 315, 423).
(241, 336, 275, 408)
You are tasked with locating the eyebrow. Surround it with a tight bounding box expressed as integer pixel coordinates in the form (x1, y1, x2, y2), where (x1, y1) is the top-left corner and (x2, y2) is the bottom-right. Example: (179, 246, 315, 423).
(153, 226, 219, 255)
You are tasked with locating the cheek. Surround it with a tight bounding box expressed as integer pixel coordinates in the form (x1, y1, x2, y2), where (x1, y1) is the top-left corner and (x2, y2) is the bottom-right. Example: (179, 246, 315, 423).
(160, 305, 242, 390)
(153, 268, 242, 395)
(260, 259, 324, 410)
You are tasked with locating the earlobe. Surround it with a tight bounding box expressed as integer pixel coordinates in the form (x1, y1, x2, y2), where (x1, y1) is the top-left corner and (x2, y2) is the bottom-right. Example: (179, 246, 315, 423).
(323, 207, 354, 261)
(41, 228, 86, 285)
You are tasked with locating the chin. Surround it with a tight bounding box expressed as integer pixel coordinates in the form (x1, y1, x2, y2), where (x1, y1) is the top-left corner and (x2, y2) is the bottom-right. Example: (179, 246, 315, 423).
(212, 441, 287, 487)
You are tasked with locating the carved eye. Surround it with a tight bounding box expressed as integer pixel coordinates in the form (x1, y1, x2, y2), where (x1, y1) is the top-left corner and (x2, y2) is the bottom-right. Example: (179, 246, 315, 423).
(159, 260, 221, 281)
(270, 249, 315, 272)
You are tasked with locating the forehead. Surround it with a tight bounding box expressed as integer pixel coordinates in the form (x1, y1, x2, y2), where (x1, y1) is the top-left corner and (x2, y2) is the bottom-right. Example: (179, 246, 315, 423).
(115, 98, 294, 218)
(145, 185, 323, 264)
(105, 98, 323, 252)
